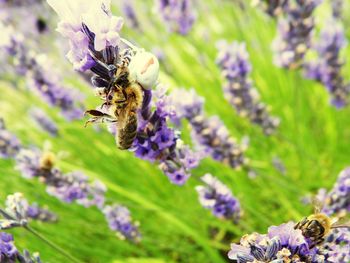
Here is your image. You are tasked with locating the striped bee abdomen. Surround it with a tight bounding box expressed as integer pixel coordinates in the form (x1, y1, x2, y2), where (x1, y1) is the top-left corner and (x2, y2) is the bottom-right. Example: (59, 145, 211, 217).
(117, 112, 138, 150)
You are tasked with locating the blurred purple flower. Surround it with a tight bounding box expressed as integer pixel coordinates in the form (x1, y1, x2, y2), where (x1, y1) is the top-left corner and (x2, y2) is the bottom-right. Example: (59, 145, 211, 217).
(0, 22, 85, 120)
(168, 88, 247, 169)
(15, 149, 106, 208)
(315, 167, 350, 216)
(0, 232, 17, 262)
(121, 0, 139, 30)
(29, 108, 58, 137)
(27, 203, 58, 222)
(228, 221, 325, 262)
(195, 174, 241, 221)
(102, 204, 140, 242)
(156, 0, 196, 35)
(272, 0, 322, 69)
(0, 232, 41, 263)
(304, 22, 349, 108)
(216, 40, 280, 135)
(0, 119, 21, 159)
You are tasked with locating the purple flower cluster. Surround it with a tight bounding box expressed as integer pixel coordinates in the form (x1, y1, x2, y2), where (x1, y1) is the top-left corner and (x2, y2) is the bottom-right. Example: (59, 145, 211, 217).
(304, 22, 349, 108)
(318, 228, 350, 263)
(0, 22, 84, 120)
(216, 41, 280, 135)
(0, 193, 57, 230)
(228, 221, 325, 262)
(0, 232, 41, 263)
(272, 0, 322, 69)
(131, 86, 200, 185)
(253, 0, 288, 17)
(195, 174, 241, 221)
(0, 119, 21, 159)
(0, 232, 17, 262)
(102, 204, 140, 242)
(47, 0, 124, 72)
(168, 88, 247, 169)
(315, 167, 350, 216)
(156, 0, 196, 35)
(15, 149, 106, 207)
(29, 108, 58, 137)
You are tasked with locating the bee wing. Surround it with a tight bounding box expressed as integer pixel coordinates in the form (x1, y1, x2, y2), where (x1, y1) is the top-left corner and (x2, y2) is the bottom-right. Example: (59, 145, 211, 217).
(311, 196, 324, 214)
(331, 217, 350, 229)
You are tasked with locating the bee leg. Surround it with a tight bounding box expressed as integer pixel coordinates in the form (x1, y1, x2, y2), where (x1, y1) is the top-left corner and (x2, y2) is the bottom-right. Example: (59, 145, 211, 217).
(84, 110, 115, 127)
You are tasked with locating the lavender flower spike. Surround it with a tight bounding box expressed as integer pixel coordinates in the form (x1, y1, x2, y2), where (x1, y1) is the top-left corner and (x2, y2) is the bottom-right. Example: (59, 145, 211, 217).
(228, 221, 325, 262)
(216, 41, 280, 135)
(29, 108, 58, 137)
(156, 0, 196, 35)
(304, 22, 349, 108)
(0, 232, 42, 263)
(196, 174, 241, 221)
(272, 0, 322, 69)
(102, 204, 141, 242)
(47, 0, 124, 71)
(168, 88, 248, 169)
(315, 167, 350, 216)
(0, 232, 17, 262)
(0, 119, 21, 159)
(15, 148, 106, 207)
(0, 193, 57, 230)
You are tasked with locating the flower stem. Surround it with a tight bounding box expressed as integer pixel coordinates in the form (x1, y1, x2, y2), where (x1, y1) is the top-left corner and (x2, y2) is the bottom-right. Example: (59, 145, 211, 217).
(23, 225, 81, 263)
(0, 209, 80, 263)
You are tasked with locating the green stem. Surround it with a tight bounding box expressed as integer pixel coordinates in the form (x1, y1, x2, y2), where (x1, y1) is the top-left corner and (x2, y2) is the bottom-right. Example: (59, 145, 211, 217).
(23, 226, 81, 263)
(0, 209, 80, 263)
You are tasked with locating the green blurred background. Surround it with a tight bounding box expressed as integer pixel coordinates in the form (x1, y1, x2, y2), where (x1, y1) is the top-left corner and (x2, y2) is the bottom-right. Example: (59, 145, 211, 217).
(1, 0, 350, 262)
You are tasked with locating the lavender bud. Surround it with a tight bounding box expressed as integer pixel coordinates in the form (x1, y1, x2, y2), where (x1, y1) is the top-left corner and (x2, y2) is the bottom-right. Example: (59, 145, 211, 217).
(272, 0, 322, 69)
(195, 174, 241, 221)
(0, 119, 21, 159)
(102, 204, 141, 242)
(29, 108, 58, 137)
(216, 41, 280, 134)
(156, 0, 196, 35)
(304, 22, 349, 108)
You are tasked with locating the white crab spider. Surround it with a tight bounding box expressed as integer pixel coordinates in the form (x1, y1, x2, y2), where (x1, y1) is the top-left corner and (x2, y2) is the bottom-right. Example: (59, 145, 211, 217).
(121, 38, 159, 90)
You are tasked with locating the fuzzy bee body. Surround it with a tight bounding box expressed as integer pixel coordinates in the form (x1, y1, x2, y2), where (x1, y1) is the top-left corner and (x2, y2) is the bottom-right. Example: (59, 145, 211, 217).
(85, 44, 159, 150)
(294, 214, 331, 247)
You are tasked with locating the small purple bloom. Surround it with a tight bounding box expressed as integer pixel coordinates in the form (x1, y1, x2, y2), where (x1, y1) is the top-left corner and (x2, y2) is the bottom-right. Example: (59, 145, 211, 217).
(304, 22, 349, 108)
(315, 167, 350, 216)
(156, 0, 196, 35)
(0, 119, 21, 159)
(216, 41, 280, 135)
(196, 174, 241, 221)
(272, 0, 322, 69)
(0, 232, 17, 262)
(29, 108, 59, 136)
(102, 204, 140, 242)
(168, 88, 247, 169)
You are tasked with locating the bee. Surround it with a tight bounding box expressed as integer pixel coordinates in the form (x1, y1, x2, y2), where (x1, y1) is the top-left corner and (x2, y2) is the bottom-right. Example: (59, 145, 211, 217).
(85, 43, 159, 150)
(39, 151, 56, 170)
(294, 201, 350, 248)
